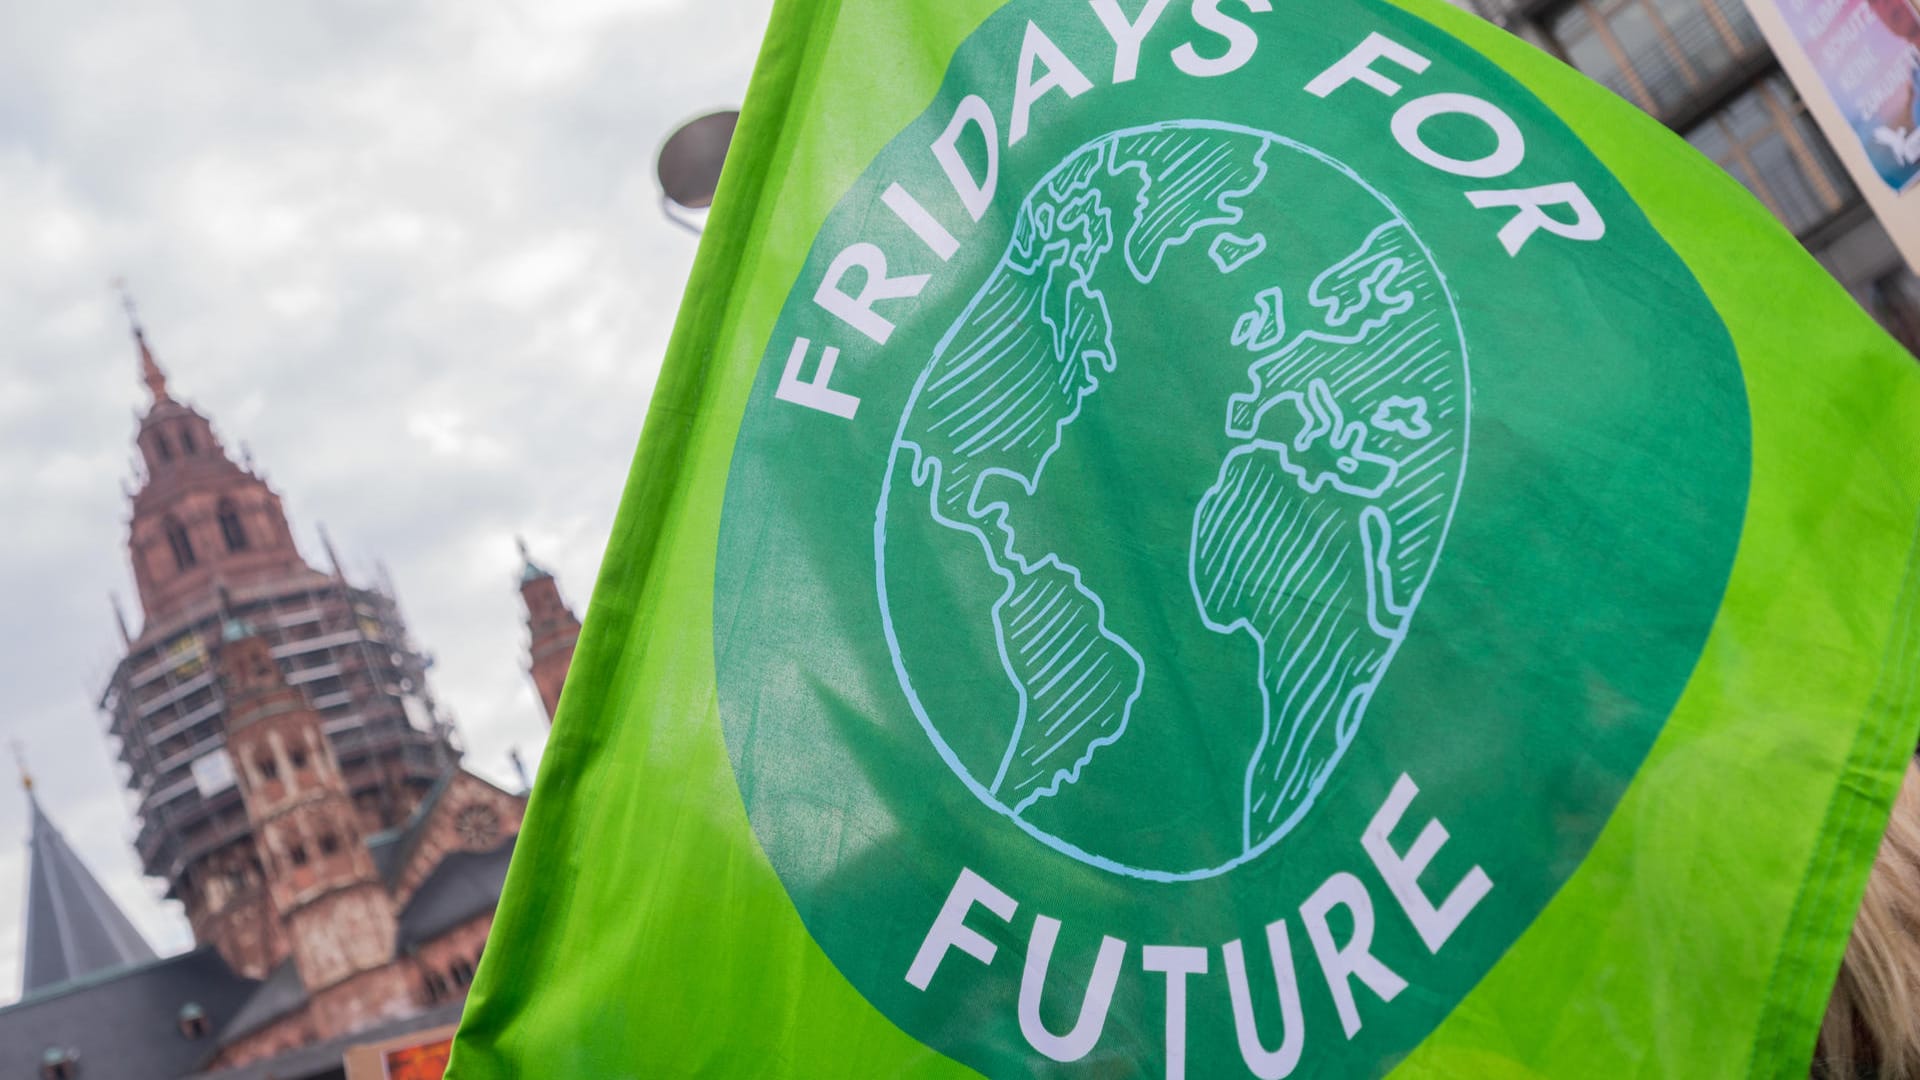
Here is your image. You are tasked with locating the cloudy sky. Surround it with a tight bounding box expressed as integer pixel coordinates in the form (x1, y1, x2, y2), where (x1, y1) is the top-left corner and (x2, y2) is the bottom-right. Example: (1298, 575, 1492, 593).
(0, 0, 769, 1000)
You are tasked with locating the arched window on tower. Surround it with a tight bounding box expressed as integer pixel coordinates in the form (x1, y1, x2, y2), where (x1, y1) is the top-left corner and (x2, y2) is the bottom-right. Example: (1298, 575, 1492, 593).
(166, 518, 196, 571)
(154, 432, 174, 462)
(219, 499, 249, 552)
(180, 427, 199, 454)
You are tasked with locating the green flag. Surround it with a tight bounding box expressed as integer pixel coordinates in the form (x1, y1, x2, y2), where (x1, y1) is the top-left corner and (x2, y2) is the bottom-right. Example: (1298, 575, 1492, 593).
(449, 0, 1920, 1075)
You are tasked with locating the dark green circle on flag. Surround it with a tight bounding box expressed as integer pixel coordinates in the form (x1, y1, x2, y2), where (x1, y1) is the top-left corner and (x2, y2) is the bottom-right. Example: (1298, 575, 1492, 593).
(714, 1, 1749, 1073)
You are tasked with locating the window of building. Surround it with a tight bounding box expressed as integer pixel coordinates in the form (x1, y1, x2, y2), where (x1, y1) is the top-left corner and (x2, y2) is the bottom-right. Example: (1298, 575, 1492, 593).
(288, 843, 308, 868)
(451, 959, 474, 987)
(289, 746, 309, 771)
(1684, 75, 1855, 235)
(165, 518, 196, 571)
(318, 832, 339, 856)
(1549, 0, 1765, 117)
(181, 427, 199, 455)
(256, 752, 278, 781)
(154, 431, 174, 462)
(178, 1002, 210, 1039)
(424, 971, 449, 1003)
(455, 804, 501, 848)
(218, 499, 249, 552)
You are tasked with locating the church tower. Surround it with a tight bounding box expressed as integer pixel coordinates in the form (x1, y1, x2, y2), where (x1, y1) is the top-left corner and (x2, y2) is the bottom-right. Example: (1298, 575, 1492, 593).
(517, 539, 581, 724)
(216, 620, 411, 1037)
(124, 319, 306, 626)
(99, 300, 457, 978)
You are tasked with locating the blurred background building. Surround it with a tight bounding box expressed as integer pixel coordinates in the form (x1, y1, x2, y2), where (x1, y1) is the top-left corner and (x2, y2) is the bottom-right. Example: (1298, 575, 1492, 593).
(1458, 0, 1920, 355)
(0, 318, 583, 1080)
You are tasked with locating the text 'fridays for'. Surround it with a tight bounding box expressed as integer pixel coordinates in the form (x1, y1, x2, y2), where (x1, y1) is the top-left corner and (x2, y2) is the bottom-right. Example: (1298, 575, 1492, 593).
(774, 2, 1610, 421)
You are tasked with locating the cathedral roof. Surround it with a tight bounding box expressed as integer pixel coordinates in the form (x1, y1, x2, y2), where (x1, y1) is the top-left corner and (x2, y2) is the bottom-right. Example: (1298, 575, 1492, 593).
(21, 788, 157, 995)
(0, 948, 257, 1080)
(214, 961, 306, 1044)
(397, 837, 516, 948)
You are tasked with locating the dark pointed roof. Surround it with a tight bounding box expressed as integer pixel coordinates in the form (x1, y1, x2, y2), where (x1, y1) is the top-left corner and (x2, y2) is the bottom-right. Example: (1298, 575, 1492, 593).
(396, 837, 516, 948)
(22, 789, 157, 996)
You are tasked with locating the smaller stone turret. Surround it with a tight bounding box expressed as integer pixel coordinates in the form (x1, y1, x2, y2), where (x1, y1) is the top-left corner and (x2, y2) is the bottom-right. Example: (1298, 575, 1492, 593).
(217, 620, 411, 1037)
(517, 538, 581, 725)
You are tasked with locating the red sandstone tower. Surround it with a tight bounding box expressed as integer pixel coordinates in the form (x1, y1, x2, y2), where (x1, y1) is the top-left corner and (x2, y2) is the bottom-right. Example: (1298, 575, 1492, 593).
(216, 621, 411, 1038)
(100, 303, 456, 978)
(518, 539, 581, 724)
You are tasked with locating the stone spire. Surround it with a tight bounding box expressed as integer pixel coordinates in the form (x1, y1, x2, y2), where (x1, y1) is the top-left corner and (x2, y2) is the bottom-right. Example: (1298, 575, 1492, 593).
(136, 322, 171, 405)
(119, 282, 171, 405)
(19, 772, 157, 997)
(517, 538, 582, 725)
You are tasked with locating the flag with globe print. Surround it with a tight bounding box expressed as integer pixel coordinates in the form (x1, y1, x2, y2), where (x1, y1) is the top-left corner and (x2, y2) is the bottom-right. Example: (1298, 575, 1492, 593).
(449, 2, 1920, 1078)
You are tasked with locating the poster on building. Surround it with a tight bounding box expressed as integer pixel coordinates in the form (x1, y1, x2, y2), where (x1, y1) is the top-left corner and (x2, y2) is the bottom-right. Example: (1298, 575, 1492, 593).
(1775, 0, 1920, 191)
(343, 1028, 453, 1080)
(382, 1041, 452, 1080)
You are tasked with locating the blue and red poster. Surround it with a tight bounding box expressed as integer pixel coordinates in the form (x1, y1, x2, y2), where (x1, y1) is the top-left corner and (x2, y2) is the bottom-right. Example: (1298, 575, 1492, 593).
(1777, 0, 1920, 191)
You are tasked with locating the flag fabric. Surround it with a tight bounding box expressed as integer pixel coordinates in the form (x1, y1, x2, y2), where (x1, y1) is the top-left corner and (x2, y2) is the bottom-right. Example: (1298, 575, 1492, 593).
(448, 1, 1920, 1076)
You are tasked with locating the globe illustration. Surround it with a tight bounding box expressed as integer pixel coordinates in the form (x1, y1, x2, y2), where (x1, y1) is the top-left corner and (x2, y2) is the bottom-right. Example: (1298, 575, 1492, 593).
(875, 121, 1470, 881)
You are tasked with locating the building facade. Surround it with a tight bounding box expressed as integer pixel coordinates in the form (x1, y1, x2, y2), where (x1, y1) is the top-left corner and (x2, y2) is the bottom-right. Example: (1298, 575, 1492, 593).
(1460, 0, 1920, 355)
(2, 317, 575, 1079)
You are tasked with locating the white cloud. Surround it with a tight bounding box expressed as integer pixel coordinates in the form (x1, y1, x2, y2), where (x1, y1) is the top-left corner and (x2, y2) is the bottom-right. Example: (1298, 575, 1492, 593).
(0, 0, 771, 1003)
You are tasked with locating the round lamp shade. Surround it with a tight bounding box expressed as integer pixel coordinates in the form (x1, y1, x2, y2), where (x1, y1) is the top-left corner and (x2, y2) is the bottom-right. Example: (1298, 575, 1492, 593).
(657, 110, 740, 210)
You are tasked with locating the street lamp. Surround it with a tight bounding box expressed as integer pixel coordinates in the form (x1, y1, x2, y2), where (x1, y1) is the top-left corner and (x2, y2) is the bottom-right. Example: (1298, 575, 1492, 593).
(656, 110, 739, 236)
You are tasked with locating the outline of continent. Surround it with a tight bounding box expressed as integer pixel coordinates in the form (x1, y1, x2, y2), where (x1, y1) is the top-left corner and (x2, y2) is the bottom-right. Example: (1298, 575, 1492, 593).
(879, 121, 1469, 878)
